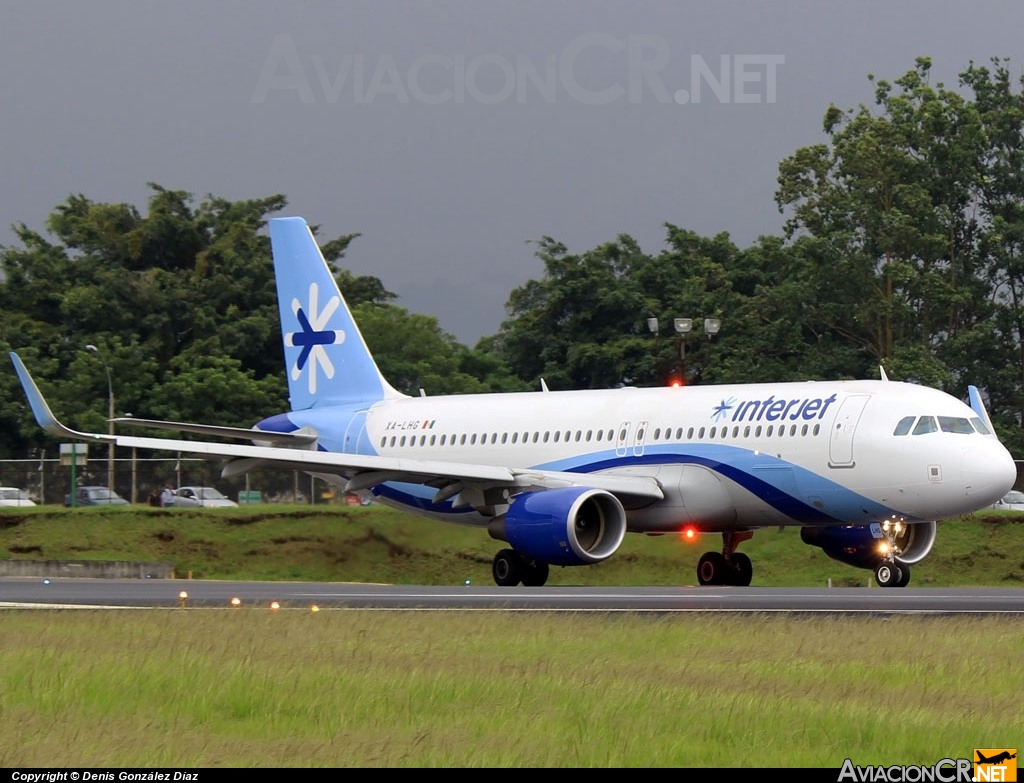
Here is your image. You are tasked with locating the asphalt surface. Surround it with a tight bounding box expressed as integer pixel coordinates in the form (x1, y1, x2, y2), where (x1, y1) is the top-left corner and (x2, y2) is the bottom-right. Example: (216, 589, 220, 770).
(2, 577, 1024, 614)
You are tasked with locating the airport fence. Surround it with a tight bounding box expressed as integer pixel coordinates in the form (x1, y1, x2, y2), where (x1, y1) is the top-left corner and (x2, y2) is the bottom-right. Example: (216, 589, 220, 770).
(0, 453, 340, 506)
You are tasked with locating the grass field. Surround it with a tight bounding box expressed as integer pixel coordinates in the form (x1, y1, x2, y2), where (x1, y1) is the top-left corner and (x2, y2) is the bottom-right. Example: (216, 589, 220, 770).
(1, 506, 1022, 768)
(0, 610, 1020, 768)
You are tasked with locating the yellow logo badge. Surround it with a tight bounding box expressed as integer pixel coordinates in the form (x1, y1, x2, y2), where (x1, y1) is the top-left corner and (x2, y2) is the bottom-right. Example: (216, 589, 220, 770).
(974, 750, 1017, 782)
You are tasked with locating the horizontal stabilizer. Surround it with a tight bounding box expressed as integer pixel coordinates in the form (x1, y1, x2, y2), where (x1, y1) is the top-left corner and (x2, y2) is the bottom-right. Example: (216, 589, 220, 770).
(110, 417, 317, 445)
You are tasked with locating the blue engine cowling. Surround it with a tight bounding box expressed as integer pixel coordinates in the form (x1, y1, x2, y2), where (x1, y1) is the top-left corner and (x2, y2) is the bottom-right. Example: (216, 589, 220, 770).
(487, 487, 628, 566)
(800, 521, 937, 570)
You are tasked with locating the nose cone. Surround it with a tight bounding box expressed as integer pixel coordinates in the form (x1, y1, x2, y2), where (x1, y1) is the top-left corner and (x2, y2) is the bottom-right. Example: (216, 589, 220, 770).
(962, 439, 1017, 508)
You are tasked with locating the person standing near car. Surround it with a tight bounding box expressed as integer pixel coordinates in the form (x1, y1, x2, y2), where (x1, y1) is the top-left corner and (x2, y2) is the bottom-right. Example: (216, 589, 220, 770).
(160, 485, 175, 507)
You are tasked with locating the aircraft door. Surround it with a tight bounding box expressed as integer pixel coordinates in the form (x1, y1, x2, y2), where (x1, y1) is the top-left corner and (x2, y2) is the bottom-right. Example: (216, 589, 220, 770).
(828, 394, 870, 467)
(632, 420, 649, 456)
(615, 422, 632, 457)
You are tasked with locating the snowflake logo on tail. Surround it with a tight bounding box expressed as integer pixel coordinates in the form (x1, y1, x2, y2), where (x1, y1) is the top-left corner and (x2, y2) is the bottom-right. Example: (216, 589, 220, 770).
(286, 282, 346, 394)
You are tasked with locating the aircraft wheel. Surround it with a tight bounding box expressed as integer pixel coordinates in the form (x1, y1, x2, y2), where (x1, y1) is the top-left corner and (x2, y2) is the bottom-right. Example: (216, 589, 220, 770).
(521, 559, 550, 587)
(875, 562, 902, 588)
(896, 564, 911, 588)
(729, 552, 753, 586)
(697, 552, 727, 586)
(493, 549, 524, 587)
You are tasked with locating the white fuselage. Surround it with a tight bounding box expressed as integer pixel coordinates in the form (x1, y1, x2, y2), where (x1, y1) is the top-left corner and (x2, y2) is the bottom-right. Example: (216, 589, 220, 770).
(288, 379, 1015, 532)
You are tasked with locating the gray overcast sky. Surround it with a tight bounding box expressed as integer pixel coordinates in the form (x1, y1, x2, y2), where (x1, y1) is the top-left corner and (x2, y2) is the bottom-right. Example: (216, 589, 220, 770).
(3, 1, 1023, 345)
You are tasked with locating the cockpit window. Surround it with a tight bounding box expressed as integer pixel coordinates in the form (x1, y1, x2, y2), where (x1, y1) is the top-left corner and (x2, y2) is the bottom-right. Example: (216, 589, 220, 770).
(970, 417, 992, 435)
(912, 416, 937, 435)
(937, 416, 974, 434)
(893, 416, 915, 436)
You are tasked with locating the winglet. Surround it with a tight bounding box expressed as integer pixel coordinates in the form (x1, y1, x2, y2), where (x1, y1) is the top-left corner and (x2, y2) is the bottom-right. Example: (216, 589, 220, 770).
(879, 364, 889, 382)
(8, 352, 114, 443)
(968, 385, 995, 433)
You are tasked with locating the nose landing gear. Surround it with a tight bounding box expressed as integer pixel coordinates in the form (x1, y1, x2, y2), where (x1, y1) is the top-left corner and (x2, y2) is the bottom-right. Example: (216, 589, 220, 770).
(874, 518, 911, 588)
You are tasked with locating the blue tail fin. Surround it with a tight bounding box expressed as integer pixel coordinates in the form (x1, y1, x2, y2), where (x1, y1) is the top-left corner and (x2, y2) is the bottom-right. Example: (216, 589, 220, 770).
(269, 216, 405, 410)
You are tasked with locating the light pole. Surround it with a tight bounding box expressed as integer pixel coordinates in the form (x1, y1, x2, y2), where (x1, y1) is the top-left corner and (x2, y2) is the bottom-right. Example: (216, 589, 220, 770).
(85, 344, 115, 496)
(649, 316, 722, 384)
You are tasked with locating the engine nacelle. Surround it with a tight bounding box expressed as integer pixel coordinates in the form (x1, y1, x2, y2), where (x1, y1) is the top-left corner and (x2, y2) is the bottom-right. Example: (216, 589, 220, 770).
(800, 520, 937, 570)
(487, 487, 627, 566)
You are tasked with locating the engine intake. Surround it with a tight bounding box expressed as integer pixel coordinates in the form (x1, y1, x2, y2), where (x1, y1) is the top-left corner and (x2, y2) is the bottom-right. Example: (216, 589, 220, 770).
(801, 520, 936, 570)
(487, 487, 627, 566)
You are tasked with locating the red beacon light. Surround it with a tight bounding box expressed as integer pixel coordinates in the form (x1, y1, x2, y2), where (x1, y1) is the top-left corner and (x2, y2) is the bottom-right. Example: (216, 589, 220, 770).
(681, 525, 698, 542)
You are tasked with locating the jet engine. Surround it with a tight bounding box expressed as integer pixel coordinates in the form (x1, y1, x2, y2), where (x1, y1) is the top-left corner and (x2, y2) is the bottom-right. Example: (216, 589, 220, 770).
(800, 520, 937, 570)
(487, 487, 627, 566)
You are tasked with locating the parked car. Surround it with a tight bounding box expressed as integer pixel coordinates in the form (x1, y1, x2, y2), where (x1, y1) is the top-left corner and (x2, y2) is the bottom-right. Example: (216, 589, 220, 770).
(0, 487, 36, 507)
(990, 490, 1024, 512)
(64, 486, 130, 507)
(171, 486, 238, 508)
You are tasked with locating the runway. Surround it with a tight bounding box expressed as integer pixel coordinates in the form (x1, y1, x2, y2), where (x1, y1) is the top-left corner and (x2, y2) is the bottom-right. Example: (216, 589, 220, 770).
(2, 577, 1024, 614)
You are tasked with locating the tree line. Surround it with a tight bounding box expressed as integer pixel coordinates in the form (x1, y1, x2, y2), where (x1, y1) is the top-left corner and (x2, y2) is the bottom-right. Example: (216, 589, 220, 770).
(3, 57, 1024, 457)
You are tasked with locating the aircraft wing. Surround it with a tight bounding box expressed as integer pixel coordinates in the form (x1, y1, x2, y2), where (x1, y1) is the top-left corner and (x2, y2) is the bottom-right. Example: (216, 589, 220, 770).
(111, 433, 664, 501)
(10, 352, 663, 503)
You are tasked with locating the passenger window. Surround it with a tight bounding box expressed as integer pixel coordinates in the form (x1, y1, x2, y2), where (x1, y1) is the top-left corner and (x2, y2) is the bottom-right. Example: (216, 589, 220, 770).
(686, 427, 694, 439)
(710, 427, 717, 438)
(698, 427, 705, 439)
(893, 416, 915, 436)
(912, 417, 937, 435)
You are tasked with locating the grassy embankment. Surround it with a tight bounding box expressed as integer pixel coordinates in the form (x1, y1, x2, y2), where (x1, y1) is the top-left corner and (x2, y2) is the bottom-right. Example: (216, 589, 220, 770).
(1, 503, 1023, 586)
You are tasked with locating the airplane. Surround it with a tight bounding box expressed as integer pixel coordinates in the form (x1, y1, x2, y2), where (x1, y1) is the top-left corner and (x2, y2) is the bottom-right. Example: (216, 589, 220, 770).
(976, 752, 1016, 765)
(8, 216, 1018, 588)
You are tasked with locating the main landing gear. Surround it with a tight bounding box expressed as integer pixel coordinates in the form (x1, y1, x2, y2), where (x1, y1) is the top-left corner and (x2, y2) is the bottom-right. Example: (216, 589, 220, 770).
(492, 548, 550, 587)
(874, 518, 911, 588)
(696, 531, 754, 586)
